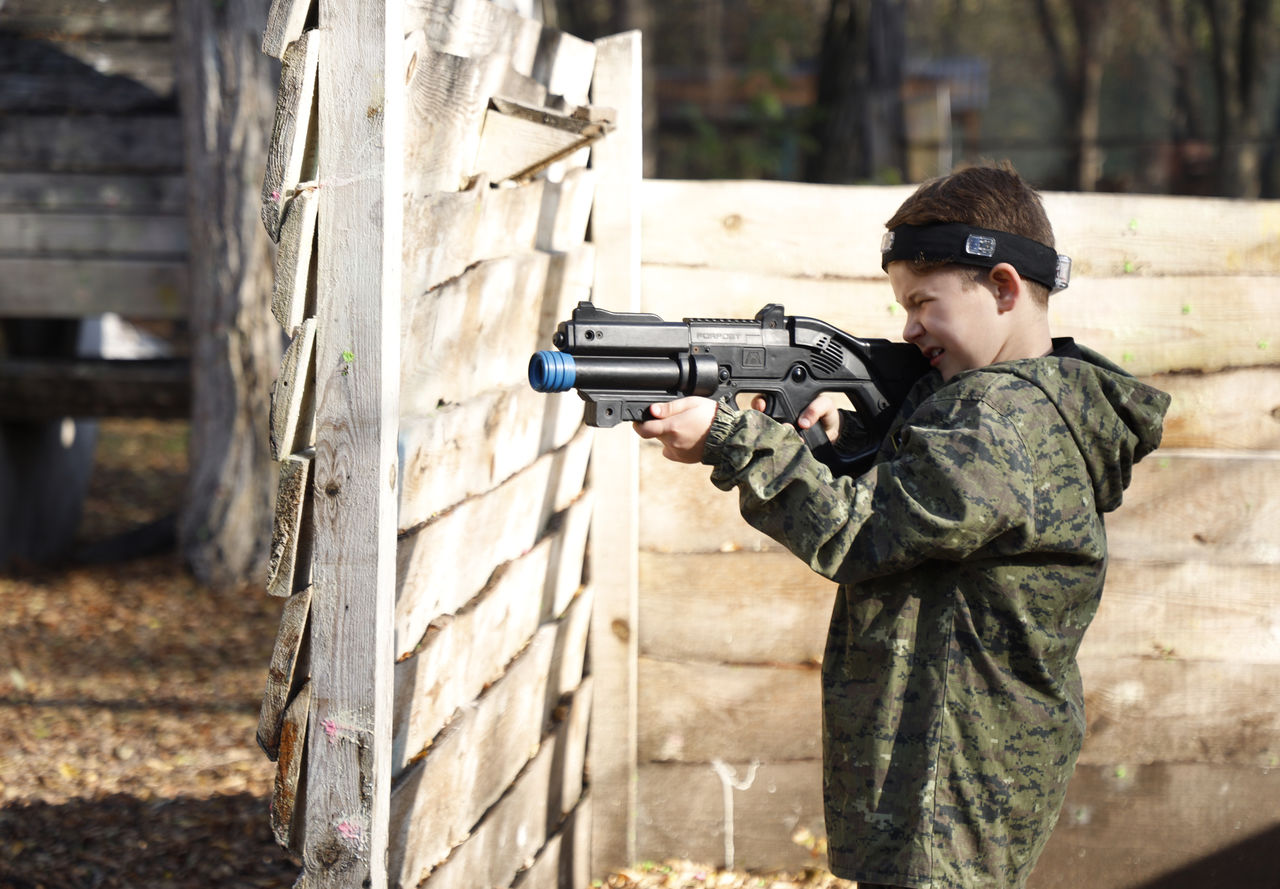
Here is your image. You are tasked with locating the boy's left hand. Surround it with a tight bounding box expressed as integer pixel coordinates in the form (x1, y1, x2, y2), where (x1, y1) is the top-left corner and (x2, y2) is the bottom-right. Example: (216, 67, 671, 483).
(633, 396, 719, 463)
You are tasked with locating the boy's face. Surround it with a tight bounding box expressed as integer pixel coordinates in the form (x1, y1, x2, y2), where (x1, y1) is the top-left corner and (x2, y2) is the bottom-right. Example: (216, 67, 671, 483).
(889, 262, 1009, 381)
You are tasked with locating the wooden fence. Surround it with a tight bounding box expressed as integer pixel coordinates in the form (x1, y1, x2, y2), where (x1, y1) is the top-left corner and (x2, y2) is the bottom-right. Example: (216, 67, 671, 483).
(253, 0, 637, 886)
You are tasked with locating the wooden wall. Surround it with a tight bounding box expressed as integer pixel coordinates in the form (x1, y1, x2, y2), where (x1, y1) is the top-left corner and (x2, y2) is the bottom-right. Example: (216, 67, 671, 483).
(629, 180, 1280, 884)
(254, 1, 639, 887)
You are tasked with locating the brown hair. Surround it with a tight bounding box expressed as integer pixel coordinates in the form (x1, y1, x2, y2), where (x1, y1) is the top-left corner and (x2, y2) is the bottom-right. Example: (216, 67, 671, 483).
(885, 162, 1055, 303)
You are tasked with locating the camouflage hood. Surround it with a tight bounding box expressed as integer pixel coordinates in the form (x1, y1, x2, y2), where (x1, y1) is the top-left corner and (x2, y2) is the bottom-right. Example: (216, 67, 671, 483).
(990, 342, 1171, 513)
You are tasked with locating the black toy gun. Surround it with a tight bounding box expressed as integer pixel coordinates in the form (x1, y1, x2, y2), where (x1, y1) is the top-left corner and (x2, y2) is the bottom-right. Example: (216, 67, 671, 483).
(528, 301, 929, 474)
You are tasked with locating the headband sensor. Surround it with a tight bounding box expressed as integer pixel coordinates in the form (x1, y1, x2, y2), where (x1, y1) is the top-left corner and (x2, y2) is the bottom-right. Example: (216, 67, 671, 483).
(881, 223, 1072, 292)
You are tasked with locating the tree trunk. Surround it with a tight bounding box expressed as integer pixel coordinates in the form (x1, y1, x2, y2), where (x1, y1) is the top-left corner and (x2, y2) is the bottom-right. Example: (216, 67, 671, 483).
(172, 0, 280, 589)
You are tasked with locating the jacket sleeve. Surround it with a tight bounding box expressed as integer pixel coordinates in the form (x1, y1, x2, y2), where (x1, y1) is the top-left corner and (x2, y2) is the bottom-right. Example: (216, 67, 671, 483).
(702, 389, 1039, 585)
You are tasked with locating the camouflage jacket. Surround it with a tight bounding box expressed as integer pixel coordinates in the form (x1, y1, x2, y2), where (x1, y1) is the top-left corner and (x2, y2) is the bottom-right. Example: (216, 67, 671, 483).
(701, 343, 1170, 889)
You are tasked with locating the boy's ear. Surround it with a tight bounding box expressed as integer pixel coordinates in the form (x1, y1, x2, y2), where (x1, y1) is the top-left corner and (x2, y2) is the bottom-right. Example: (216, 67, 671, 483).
(989, 262, 1022, 314)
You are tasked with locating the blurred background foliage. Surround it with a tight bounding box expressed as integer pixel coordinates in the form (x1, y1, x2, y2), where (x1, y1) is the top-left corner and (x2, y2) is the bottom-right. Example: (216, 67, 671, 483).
(551, 0, 1280, 196)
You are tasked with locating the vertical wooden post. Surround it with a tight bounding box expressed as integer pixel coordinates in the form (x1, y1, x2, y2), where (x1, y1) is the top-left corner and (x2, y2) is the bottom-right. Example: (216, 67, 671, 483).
(303, 0, 402, 885)
(587, 29, 643, 876)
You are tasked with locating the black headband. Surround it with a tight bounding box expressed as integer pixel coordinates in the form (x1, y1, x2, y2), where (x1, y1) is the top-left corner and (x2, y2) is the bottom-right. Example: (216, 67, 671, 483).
(881, 222, 1071, 292)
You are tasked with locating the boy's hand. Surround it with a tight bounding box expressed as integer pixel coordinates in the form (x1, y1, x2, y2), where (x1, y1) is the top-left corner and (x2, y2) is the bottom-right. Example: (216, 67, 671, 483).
(750, 393, 842, 444)
(633, 396, 719, 463)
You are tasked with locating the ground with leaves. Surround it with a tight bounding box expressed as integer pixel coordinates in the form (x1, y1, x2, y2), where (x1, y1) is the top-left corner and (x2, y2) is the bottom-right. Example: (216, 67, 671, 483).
(0, 419, 853, 889)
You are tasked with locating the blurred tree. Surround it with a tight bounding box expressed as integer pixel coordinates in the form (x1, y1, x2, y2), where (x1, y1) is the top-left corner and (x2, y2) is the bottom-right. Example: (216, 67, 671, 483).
(806, 0, 907, 183)
(173, 0, 280, 589)
(1200, 0, 1273, 197)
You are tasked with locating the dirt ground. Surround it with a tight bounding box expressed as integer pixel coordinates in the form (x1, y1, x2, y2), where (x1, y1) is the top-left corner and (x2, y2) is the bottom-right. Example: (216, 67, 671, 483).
(0, 419, 850, 889)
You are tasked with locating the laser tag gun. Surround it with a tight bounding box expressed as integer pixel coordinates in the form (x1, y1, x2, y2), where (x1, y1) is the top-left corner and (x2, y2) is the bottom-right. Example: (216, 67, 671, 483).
(528, 301, 930, 475)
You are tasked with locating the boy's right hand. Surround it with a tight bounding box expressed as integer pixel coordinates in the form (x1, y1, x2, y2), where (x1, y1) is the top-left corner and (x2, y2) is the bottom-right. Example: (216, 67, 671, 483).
(750, 393, 842, 444)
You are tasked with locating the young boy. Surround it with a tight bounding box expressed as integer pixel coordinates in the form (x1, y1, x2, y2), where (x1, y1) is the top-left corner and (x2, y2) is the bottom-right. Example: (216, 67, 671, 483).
(634, 164, 1170, 889)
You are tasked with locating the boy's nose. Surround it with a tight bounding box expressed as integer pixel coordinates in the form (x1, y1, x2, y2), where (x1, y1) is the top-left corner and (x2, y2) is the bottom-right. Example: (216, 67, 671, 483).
(902, 317, 923, 343)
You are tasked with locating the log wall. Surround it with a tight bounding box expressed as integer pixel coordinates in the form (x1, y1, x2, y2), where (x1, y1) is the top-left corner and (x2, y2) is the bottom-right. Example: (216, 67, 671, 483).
(255, 0, 638, 886)
(630, 180, 1280, 885)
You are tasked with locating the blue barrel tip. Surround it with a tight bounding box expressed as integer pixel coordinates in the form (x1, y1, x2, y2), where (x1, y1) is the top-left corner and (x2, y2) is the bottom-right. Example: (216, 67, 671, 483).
(529, 351, 576, 392)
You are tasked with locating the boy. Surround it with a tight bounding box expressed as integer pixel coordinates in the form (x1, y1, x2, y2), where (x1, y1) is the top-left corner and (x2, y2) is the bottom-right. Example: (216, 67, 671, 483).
(634, 164, 1170, 888)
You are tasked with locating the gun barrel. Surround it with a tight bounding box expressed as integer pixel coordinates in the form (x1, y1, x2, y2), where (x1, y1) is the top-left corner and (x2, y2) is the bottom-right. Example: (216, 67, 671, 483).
(528, 351, 683, 394)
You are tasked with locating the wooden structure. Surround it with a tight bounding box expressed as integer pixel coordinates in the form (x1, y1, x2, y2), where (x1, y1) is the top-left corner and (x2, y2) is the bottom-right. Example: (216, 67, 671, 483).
(0, 0, 187, 565)
(628, 182, 1280, 886)
(253, 0, 635, 886)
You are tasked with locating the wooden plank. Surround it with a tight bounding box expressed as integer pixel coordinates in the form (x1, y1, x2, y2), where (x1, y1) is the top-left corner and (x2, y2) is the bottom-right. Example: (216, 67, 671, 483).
(398, 247, 591, 419)
(587, 29, 643, 876)
(638, 760, 827, 872)
(269, 317, 317, 461)
(640, 551, 833, 664)
(266, 450, 314, 599)
(537, 165, 595, 251)
(510, 796, 593, 889)
(262, 0, 315, 59)
(1079, 657, 1280, 767)
(302, 0, 401, 883)
(396, 384, 582, 527)
(532, 28, 597, 106)
(1107, 451, 1280, 565)
(640, 439, 771, 554)
(0, 0, 172, 37)
(638, 657, 821, 764)
(388, 623, 590, 885)
(404, 0, 542, 74)
(0, 115, 183, 173)
(0, 211, 187, 258)
(0, 357, 189, 419)
(395, 427, 592, 653)
(260, 29, 318, 241)
(473, 96, 613, 184)
(400, 175, 544, 298)
(258, 585, 314, 759)
(0, 36, 175, 113)
(1150, 367, 1280, 451)
(640, 181, 1280, 281)
(393, 678, 593, 889)
(0, 172, 186, 213)
(271, 679, 312, 854)
(0, 257, 185, 319)
(1034, 763, 1280, 889)
(393, 570, 591, 780)
(640, 264, 1280, 376)
(271, 186, 318, 332)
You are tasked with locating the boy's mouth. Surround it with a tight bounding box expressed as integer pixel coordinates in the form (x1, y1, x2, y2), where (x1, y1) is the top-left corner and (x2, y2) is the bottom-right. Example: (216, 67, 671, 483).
(924, 346, 945, 366)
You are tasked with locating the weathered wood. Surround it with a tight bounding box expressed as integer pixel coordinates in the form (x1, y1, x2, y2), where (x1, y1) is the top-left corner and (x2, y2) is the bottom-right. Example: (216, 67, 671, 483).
(532, 27, 597, 106)
(261, 29, 319, 241)
(537, 165, 595, 251)
(0, 35, 176, 113)
(266, 450, 314, 599)
(271, 186, 318, 332)
(400, 175, 544, 298)
(393, 679, 593, 889)
(395, 427, 592, 652)
(1079, 656, 1280, 766)
(1151, 367, 1280, 451)
(404, 0, 541, 74)
(392, 568, 591, 777)
(258, 585, 314, 758)
(587, 29, 644, 876)
(0, 173, 186, 213)
(388, 622, 590, 885)
(638, 760, 827, 872)
(271, 679, 312, 854)
(640, 550, 832, 664)
(396, 385, 582, 526)
(269, 317, 317, 461)
(0, 257, 185, 319)
(1035, 763, 1280, 889)
(0, 0, 172, 37)
(473, 95, 613, 184)
(398, 247, 590, 419)
(639, 657, 821, 764)
(0, 115, 183, 173)
(300, 0, 401, 879)
(0, 211, 187, 258)
(0, 357, 189, 419)
(261, 0, 315, 59)
(509, 796, 593, 889)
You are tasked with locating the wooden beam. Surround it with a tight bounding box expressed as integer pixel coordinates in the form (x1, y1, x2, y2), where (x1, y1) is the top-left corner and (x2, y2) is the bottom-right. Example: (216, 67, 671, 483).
(586, 28, 643, 876)
(0, 211, 187, 258)
(304, 2, 400, 884)
(266, 450, 314, 600)
(0, 357, 188, 419)
(258, 585, 314, 758)
(0, 257, 185, 319)
(0, 173, 186, 213)
(269, 316, 317, 461)
(0, 114, 183, 173)
(271, 186, 318, 332)
(0, 0, 172, 38)
(261, 29, 319, 241)
(262, 0, 316, 59)
(473, 96, 614, 184)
